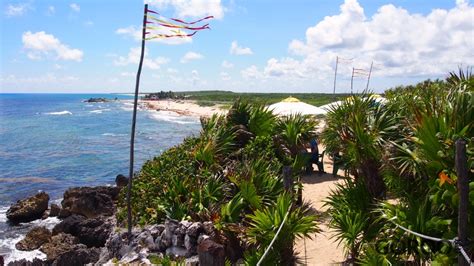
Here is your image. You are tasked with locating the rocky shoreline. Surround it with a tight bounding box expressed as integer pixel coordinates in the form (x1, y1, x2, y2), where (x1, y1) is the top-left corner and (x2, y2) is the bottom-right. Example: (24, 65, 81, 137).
(2, 176, 225, 266)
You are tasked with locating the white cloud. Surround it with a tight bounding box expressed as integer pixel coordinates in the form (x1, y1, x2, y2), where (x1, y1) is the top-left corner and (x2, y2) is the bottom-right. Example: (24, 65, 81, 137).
(220, 72, 231, 81)
(5, 3, 31, 17)
(114, 47, 169, 69)
(221, 60, 234, 68)
(84, 20, 93, 26)
(116, 25, 192, 45)
(70, 3, 80, 12)
(230, 41, 253, 55)
(1, 73, 78, 84)
(277, 0, 474, 80)
(241, 65, 262, 80)
(22, 31, 83, 61)
(146, 0, 225, 19)
(180, 51, 204, 63)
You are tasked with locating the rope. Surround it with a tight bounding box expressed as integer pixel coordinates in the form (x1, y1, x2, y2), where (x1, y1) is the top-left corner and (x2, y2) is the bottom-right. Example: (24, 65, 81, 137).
(457, 244, 474, 265)
(388, 217, 454, 244)
(256, 203, 292, 266)
(388, 216, 473, 265)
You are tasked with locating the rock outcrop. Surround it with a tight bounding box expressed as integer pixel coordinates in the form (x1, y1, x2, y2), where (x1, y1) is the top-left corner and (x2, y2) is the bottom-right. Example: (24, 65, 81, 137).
(52, 215, 113, 248)
(15, 226, 51, 251)
(60, 186, 120, 218)
(39, 233, 84, 261)
(49, 204, 60, 217)
(83, 97, 109, 103)
(6, 192, 49, 224)
(7, 258, 45, 266)
(52, 247, 101, 266)
(115, 174, 128, 187)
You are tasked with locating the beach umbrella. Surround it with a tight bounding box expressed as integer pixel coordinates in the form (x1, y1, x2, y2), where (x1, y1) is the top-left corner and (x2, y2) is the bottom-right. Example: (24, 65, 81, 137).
(369, 94, 387, 104)
(319, 101, 342, 113)
(269, 97, 326, 116)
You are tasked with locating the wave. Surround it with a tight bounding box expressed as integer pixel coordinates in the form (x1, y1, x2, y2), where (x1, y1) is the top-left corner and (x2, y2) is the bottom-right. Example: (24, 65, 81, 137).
(102, 133, 127, 137)
(45, 110, 72, 115)
(0, 206, 60, 264)
(0, 234, 47, 264)
(89, 109, 111, 114)
(149, 111, 199, 125)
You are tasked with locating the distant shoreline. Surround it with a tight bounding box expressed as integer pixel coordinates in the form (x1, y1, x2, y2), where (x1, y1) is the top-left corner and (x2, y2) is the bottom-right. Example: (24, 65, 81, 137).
(140, 99, 227, 118)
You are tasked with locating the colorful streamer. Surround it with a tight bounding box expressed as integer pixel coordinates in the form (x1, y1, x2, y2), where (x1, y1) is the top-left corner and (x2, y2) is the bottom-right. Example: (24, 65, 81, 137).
(144, 7, 212, 39)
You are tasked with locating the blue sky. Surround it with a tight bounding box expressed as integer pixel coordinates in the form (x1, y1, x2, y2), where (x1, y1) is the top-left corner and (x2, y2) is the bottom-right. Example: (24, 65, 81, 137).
(1, 0, 472, 93)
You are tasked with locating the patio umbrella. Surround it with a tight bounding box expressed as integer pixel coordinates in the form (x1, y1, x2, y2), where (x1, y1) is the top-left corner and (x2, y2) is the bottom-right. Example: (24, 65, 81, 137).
(269, 97, 326, 116)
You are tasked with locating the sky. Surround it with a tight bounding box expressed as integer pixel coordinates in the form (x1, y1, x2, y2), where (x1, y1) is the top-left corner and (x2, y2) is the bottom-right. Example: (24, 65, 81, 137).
(0, 0, 473, 93)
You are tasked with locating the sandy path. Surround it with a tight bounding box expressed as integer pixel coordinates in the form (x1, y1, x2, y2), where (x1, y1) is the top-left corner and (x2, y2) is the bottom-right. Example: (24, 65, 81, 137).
(295, 149, 346, 265)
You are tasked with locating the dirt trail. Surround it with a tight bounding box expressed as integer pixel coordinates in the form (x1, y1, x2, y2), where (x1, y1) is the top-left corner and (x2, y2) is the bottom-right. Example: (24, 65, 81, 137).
(295, 151, 346, 265)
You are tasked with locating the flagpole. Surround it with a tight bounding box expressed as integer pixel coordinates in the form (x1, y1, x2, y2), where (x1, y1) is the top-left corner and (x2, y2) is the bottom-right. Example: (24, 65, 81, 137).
(332, 56, 338, 100)
(350, 67, 355, 94)
(365, 61, 373, 91)
(127, 3, 148, 238)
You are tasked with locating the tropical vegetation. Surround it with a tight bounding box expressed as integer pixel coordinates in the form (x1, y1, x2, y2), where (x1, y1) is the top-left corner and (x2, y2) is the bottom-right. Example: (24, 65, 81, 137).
(322, 69, 473, 264)
(117, 99, 320, 264)
(120, 68, 473, 265)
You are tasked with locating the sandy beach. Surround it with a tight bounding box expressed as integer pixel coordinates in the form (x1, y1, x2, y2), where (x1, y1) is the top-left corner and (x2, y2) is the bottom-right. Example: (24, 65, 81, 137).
(141, 99, 227, 118)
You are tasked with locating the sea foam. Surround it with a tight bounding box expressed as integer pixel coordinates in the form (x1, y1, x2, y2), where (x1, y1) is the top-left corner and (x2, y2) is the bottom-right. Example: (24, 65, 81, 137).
(45, 110, 72, 115)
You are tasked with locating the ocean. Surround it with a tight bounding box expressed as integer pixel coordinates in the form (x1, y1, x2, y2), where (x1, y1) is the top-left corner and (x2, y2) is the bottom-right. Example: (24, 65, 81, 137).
(0, 93, 201, 263)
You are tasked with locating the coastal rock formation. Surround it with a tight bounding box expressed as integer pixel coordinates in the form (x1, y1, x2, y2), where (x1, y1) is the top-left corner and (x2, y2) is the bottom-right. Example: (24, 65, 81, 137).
(52, 214, 85, 235)
(60, 186, 120, 218)
(115, 174, 129, 187)
(84, 97, 109, 103)
(49, 203, 60, 217)
(52, 247, 100, 266)
(96, 219, 218, 264)
(6, 192, 49, 223)
(15, 226, 52, 251)
(52, 215, 113, 247)
(39, 233, 84, 261)
(7, 258, 45, 266)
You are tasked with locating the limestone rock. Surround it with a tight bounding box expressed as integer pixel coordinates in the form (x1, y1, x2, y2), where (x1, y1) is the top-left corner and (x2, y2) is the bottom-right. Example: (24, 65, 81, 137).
(39, 233, 83, 261)
(15, 226, 51, 251)
(51, 247, 100, 266)
(6, 192, 49, 224)
(60, 186, 120, 218)
(49, 204, 60, 217)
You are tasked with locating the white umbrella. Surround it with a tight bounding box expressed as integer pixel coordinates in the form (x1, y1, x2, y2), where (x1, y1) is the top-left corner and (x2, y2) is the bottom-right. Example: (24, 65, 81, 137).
(269, 97, 326, 116)
(319, 101, 342, 113)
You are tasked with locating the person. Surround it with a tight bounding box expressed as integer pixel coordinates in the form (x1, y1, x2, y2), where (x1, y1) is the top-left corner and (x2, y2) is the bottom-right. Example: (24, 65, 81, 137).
(310, 139, 319, 162)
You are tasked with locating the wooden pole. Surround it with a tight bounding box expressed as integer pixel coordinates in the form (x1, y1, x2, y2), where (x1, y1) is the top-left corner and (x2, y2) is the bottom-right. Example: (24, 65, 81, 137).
(127, 3, 148, 238)
(333, 56, 339, 100)
(455, 139, 469, 266)
(365, 61, 373, 92)
(350, 68, 355, 94)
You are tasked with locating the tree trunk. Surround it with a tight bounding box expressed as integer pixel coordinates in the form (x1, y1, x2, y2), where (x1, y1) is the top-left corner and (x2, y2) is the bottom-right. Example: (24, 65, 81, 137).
(361, 160, 385, 198)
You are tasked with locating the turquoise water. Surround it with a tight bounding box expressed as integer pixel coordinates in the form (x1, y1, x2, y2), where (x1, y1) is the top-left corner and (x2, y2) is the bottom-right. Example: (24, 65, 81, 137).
(0, 93, 201, 261)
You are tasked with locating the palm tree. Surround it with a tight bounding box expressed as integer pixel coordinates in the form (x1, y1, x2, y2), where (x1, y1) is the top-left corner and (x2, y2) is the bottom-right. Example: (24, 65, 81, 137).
(321, 95, 399, 198)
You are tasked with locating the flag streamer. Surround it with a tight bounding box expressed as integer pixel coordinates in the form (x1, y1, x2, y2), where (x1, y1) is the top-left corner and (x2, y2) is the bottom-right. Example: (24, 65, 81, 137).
(144, 7, 213, 39)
